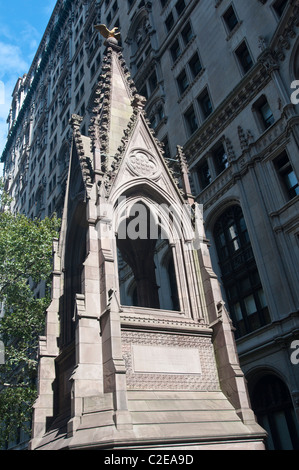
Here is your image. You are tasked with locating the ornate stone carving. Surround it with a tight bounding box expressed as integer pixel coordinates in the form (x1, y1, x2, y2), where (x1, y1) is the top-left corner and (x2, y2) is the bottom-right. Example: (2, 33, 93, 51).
(89, 46, 140, 177)
(258, 36, 267, 52)
(225, 137, 236, 162)
(121, 330, 220, 391)
(127, 149, 161, 180)
(259, 49, 279, 74)
(237, 125, 254, 151)
(70, 114, 93, 186)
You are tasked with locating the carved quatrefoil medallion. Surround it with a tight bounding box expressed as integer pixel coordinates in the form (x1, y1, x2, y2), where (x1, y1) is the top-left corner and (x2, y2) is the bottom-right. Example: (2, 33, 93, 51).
(127, 149, 161, 180)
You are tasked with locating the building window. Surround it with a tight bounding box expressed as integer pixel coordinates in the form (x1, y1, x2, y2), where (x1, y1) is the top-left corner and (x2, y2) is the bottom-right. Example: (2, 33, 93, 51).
(198, 88, 213, 120)
(235, 41, 253, 74)
(188, 52, 202, 78)
(253, 95, 275, 130)
(176, 68, 189, 95)
(149, 101, 164, 129)
(214, 205, 271, 338)
(136, 57, 143, 69)
(150, 115, 157, 129)
(165, 12, 174, 32)
(170, 39, 181, 62)
(175, 0, 186, 16)
(197, 160, 211, 190)
(223, 5, 239, 32)
(251, 374, 299, 450)
(213, 142, 229, 174)
(112, 0, 118, 13)
(272, 0, 288, 18)
(184, 105, 198, 136)
(260, 101, 275, 129)
(274, 151, 299, 200)
(157, 105, 164, 122)
(181, 21, 193, 46)
(162, 135, 171, 159)
(140, 84, 148, 99)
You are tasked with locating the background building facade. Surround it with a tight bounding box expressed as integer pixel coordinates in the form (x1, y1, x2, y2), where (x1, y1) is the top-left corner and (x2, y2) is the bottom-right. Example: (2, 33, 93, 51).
(1, 0, 299, 449)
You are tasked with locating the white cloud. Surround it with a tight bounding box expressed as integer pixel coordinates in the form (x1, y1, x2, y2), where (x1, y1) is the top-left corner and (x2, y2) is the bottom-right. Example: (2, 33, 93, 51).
(0, 41, 29, 79)
(0, 24, 14, 42)
(19, 21, 40, 55)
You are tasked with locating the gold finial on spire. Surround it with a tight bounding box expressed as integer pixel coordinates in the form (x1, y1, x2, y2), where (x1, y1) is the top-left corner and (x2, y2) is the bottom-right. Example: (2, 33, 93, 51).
(94, 24, 121, 42)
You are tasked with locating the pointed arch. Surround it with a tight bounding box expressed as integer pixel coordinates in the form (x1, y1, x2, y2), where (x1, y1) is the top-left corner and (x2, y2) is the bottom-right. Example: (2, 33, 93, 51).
(126, 7, 151, 57)
(112, 183, 195, 244)
(115, 198, 180, 311)
(248, 371, 299, 450)
(204, 196, 241, 234)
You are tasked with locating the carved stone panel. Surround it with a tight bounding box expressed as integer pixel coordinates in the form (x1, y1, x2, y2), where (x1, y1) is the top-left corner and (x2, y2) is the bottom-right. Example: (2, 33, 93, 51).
(122, 330, 220, 391)
(127, 149, 161, 180)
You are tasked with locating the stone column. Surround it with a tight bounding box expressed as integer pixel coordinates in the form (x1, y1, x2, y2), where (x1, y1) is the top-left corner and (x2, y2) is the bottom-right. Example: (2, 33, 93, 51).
(29, 239, 61, 449)
(97, 216, 133, 430)
(67, 294, 103, 437)
(101, 292, 133, 431)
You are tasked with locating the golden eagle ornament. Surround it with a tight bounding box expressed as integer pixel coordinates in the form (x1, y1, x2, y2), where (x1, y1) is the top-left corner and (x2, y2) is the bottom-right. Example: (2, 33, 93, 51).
(94, 24, 121, 42)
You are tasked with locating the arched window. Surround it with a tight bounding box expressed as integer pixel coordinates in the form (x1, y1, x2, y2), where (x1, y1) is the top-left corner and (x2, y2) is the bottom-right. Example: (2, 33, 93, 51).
(251, 374, 299, 450)
(213, 205, 270, 337)
(129, 14, 151, 57)
(116, 201, 180, 311)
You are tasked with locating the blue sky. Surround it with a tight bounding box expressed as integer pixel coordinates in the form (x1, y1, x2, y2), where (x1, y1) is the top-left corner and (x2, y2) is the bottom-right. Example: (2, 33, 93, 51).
(0, 0, 57, 172)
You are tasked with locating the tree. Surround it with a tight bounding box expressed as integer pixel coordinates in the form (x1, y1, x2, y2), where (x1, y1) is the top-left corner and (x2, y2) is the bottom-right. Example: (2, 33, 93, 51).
(0, 180, 60, 447)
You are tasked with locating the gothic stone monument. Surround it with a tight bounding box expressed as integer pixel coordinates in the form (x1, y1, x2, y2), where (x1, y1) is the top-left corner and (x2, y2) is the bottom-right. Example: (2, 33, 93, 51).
(29, 29, 266, 450)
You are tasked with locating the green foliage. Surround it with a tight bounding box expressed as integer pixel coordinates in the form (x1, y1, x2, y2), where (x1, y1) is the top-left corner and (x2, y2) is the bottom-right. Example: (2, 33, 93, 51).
(0, 179, 60, 447)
